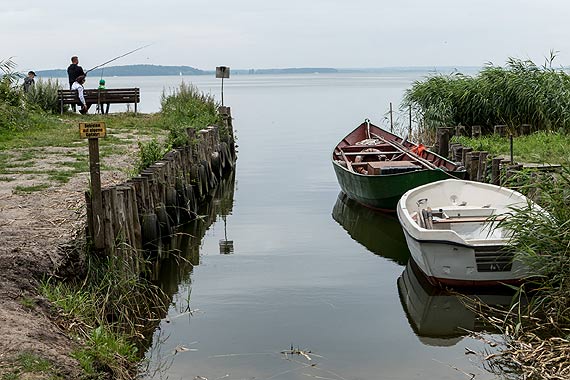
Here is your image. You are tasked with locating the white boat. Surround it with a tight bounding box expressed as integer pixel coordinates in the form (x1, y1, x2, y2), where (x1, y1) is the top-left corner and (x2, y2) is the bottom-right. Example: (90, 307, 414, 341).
(397, 179, 535, 287)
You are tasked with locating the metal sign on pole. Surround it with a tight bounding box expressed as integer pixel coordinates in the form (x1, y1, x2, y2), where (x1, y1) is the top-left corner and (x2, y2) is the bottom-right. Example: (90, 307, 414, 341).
(80, 121, 106, 250)
(215, 66, 230, 106)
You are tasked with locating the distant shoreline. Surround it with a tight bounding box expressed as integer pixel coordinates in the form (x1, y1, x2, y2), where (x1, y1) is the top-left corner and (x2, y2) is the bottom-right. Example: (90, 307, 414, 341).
(35, 64, 482, 78)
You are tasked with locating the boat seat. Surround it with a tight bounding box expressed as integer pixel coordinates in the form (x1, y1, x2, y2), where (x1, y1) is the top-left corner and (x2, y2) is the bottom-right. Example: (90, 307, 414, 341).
(432, 215, 506, 224)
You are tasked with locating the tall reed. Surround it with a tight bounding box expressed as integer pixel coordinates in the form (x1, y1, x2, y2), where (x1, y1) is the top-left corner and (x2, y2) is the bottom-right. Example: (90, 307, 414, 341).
(501, 167, 570, 332)
(403, 56, 570, 135)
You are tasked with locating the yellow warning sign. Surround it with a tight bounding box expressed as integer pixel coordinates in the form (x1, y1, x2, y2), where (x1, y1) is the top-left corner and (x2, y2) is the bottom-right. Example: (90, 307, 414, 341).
(79, 122, 106, 139)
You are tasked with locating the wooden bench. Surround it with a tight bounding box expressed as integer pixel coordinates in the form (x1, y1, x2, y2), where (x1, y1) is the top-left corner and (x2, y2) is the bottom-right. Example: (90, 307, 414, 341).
(57, 88, 140, 114)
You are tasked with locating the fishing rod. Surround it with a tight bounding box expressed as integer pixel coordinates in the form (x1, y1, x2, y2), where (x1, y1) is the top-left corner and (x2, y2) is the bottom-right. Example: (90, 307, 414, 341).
(85, 43, 152, 74)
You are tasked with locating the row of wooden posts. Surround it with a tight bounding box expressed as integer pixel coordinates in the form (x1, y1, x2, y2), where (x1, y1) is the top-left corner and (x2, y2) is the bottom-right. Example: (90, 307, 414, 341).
(435, 125, 524, 185)
(86, 107, 236, 263)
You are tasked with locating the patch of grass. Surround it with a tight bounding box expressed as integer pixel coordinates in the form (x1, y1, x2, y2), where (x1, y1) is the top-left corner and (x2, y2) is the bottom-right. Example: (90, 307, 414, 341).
(47, 171, 75, 184)
(1, 352, 64, 380)
(40, 253, 168, 380)
(453, 131, 570, 165)
(135, 139, 168, 173)
(72, 327, 138, 378)
(59, 158, 88, 169)
(13, 150, 35, 162)
(20, 295, 35, 310)
(0, 176, 16, 182)
(13, 183, 50, 193)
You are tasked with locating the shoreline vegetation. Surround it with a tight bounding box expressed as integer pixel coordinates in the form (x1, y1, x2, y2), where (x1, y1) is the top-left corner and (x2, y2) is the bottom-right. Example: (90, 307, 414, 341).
(405, 55, 570, 379)
(2, 55, 569, 379)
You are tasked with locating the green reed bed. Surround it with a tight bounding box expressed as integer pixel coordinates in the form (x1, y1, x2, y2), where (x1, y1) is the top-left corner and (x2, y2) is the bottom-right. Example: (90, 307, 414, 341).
(403, 54, 570, 137)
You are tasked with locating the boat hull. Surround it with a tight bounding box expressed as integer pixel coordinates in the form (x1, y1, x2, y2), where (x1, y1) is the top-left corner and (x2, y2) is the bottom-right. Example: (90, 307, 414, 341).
(401, 228, 527, 287)
(332, 161, 456, 211)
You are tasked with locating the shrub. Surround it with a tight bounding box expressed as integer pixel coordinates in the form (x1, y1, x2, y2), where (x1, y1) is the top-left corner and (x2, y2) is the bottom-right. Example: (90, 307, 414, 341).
(160, 82, 221, 147)
(24, 78, 61, 113)
(135, 138, 168, 172)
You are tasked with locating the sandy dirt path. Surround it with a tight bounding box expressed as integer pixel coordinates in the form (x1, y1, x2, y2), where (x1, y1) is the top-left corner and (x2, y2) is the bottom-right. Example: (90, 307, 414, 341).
(0, 142, 138, 377)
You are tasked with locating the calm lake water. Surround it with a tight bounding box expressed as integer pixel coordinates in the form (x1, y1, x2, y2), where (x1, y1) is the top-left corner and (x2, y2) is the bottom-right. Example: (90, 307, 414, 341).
(116, 72, 503, 380)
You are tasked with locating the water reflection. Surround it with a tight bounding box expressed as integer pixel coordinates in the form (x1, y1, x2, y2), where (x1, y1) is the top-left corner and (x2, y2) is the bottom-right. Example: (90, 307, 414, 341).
(397, 261, 513, 347)
(147, 170, 236, 320)
(331, 192, 410, 265)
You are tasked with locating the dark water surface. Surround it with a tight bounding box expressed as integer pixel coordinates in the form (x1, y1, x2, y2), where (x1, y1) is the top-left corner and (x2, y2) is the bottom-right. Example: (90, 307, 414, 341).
(141, 73, 499, 380)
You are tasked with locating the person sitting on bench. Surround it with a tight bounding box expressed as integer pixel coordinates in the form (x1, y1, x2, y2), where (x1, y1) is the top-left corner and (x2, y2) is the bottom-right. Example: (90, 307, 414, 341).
(71, 75, 91, 114)
(96, 78, 110, 114)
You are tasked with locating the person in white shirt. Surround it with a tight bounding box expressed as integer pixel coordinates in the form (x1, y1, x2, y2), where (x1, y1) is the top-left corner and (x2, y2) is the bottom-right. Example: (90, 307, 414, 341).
(71, 75, 91, 114)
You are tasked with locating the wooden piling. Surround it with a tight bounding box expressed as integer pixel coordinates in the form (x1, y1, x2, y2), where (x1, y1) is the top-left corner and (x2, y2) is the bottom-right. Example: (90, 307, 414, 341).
(491, 157, 502, 185)
(82, 107, 236, 272)
(477, 151, 488, 182)
(494, 125, 507, 137)
(461, 147, 473, 167)
(471, 125, 482, 138)
(436, 127, 454, 158)
(466, 151, 480, 181)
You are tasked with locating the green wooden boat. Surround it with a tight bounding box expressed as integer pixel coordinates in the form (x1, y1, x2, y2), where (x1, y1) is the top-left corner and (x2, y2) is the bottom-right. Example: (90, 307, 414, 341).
(332, 120, 465, 211)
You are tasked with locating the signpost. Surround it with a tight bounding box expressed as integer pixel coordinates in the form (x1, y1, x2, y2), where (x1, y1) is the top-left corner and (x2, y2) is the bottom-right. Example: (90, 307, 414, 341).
(80, 122, 106, 250)
(215, 66, 230, 106)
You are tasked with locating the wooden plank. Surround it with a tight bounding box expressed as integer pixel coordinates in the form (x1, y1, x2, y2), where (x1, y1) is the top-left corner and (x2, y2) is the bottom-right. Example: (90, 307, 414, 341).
(433, 215, 507, 224)
(341, 151, 401, 156)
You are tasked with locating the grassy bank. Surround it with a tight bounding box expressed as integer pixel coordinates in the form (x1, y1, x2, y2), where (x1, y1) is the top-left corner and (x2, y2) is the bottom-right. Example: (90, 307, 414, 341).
(1, 57, 223, 379)
(453, 131, 570, 165)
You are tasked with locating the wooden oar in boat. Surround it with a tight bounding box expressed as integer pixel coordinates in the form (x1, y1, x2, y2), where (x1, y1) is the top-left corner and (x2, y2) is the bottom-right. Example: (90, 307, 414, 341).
(370, 133, 439, 170)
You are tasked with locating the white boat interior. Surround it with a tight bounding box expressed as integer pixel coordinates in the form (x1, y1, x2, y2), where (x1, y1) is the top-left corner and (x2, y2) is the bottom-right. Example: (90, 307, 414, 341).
(399, 179, 528, 246)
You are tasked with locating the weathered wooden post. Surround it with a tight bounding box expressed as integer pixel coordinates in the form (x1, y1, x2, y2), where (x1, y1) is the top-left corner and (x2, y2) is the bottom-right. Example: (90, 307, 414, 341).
(491, 157, 502, 185)
(455, 125, 467, 137)
(506, 164, 524, 183)
(494, 125, 507, 137)
(471, 125, 482, 138)
(466, 151, 480, 181)
(461, 147, 473, 167)
(80, 121, 106, 251)
(520, 124, 531, 136)
(436, 127, 454, 158)
(452, 144, 463, 162)
(477, 151, 488, 182)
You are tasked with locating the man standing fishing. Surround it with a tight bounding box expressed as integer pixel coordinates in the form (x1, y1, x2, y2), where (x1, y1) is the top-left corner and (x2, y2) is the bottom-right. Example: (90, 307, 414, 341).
(67, 56, 85, 112)
(67, 56, 85, 89)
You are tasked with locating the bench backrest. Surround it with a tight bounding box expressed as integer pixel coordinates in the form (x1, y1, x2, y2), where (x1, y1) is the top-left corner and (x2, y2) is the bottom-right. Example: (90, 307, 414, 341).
(57, 88, 140, 104)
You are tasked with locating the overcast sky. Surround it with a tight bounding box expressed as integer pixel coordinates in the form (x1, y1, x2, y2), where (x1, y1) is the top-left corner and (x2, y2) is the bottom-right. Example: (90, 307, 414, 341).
(2, 0, 570, 73)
